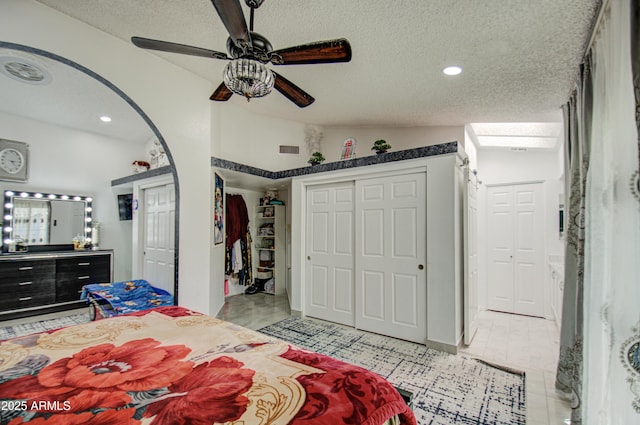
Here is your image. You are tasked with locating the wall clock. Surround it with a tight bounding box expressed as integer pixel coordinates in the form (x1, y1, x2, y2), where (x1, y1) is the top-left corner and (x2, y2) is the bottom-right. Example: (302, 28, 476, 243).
(0, 139, 29, 182)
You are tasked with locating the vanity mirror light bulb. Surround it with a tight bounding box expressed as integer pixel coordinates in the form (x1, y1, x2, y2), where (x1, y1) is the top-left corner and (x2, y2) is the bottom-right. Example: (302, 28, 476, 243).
(34, 193, 43, 198)
(20, 192, 28, 197)
(3, 239, 12, 245)
(86, 197, 92, 202)
(4, 215, 12, 221)
(61, 195, 69, 200)
(85, 217, 92, 223)
(3, 227, 11, 233)
(85, 237, 92, 243)
(4, 203, 13, 209)
(4, 191, 14, 196)
(86, 207, 92, 212)
(73, 196, 81, 201)
(48, 194, 56, 199)
(85, 228, 92, 233)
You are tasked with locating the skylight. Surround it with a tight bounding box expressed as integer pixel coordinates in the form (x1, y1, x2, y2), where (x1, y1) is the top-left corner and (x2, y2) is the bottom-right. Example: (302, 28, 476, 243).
(470, 122, 563, 150)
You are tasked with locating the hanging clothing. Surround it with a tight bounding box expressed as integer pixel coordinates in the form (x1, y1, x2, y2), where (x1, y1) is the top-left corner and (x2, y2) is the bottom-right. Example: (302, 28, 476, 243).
(225, 194, 249, 249)
(224, 194, 252, 286)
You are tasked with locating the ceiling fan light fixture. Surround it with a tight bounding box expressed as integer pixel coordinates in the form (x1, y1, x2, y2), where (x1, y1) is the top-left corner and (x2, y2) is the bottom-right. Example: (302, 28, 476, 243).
(223, 58, 274, 101)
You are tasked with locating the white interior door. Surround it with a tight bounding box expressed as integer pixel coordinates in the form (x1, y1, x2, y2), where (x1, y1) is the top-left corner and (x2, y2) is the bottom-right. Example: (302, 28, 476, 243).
(305, 182, 355, 326)
(487, 182, 544, 316)
(512, 184, 544, 316)
(355, 172, 427, 344)
(463, 168, 479, 345)
(143, 183, 175, 294)
(487, 186, 515, 312)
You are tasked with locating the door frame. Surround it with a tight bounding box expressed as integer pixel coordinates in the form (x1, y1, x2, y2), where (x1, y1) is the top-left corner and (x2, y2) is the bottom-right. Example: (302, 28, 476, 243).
(463, 167, 479, 345)
(484, 180, 546, 317)
(132, 175, 175, 282)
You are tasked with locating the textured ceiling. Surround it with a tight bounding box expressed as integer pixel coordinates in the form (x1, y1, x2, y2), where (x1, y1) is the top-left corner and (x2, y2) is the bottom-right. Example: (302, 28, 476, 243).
(0, 47, 154, 144)
(33, 0, 599, 129)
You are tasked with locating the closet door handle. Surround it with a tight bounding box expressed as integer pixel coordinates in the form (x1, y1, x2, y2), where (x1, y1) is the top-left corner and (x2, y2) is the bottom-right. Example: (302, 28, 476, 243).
(418, 264, 424, 270)
(307, 256, 311, 260)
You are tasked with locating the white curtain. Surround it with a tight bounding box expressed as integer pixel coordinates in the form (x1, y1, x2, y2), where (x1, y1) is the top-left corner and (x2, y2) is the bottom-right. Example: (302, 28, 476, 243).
(582, 0, 640, 422)
(12, 199, 50, 245)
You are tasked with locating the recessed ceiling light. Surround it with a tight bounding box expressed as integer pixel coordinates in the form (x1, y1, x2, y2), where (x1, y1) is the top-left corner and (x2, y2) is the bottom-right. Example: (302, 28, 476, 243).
(100, 116, 112, 123)
(443, 66, 463, 76)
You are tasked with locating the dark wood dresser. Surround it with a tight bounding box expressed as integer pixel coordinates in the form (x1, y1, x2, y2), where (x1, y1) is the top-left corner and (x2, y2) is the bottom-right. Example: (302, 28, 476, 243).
(0, 250, 113, 320)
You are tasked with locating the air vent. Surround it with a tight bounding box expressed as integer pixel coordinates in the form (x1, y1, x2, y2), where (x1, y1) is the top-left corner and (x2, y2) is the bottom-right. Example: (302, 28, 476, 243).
(0, 56, 52, 85)
(510, 147, 528, 152)
(279, 145, 300, 154)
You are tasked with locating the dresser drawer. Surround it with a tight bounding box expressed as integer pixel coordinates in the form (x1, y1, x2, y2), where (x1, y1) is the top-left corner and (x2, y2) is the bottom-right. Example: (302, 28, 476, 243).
(0, 260, 56, 284)
(0, 281, 55, 310)
(55, 255, 112, 303)
(56, 255, 111, 274)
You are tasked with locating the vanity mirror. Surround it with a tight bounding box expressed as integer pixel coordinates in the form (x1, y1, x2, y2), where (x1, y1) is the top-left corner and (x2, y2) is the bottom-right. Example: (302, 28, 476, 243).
(3, 189, 92, 252)
(0, 41, 178, 296)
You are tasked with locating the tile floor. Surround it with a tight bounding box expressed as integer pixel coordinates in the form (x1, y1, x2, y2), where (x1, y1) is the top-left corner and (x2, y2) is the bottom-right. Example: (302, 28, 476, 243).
(458, 310, 571, 425)
(217, 293, 572, 425)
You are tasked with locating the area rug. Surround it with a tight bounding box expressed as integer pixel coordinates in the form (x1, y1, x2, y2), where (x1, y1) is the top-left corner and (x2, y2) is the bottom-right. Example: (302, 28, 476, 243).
(0, 313, 91, 340)
(258, 316, 526, 425)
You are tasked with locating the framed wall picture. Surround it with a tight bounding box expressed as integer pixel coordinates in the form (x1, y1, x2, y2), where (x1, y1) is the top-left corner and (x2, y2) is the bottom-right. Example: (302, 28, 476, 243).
(340, 137, 356, 160)
(213, 173, 224, 245)
(0, 138, 29, 182)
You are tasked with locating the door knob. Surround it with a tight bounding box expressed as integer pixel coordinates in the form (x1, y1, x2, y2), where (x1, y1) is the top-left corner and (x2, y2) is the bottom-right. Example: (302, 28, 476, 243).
(307, 256, 311, 260)
(418, 264, 424, 270)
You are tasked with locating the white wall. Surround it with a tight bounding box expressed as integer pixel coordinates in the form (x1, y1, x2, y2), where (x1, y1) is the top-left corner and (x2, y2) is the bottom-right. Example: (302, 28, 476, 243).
(0, 111, 146, 281)
(2, 0, 215, 315)
(464, 125, 479, 170)
(319, 125, 464, 162)
(476, 148, 564, 317)
(212, 104, 309, 170)
(212, 114, 465, 170)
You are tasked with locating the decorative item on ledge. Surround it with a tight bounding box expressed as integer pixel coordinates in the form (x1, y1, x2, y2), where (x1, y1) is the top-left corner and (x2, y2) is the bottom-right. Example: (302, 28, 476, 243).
(308, 151, 326, 166)
(371, 139, 392, 154)
(340, 137, 357, 160)
(132, 160, 150, 173)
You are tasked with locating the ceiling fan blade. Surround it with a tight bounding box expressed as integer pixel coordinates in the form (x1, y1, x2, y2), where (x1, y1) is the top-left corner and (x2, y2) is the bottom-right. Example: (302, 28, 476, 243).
(211, 0, 250, 45)
(271, 38, 352, 65)
(272, 72, 315, 108)
(131, 36, 229, 60)
(210, 82, 233, 101)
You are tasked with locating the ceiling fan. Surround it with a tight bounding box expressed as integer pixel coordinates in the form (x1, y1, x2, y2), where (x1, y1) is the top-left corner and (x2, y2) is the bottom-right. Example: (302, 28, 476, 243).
(131, 0, 352, 108)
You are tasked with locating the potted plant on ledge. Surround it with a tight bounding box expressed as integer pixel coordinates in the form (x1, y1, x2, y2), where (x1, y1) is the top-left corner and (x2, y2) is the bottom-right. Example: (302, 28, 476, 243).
(308, 151, 326, 166)
(371, 139, 392, 154)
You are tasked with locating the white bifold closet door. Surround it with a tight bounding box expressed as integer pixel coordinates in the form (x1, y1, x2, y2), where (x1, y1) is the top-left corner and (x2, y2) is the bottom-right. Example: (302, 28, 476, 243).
(305, 182, 356, 326)
(487, 182, 544, 317)
(355, 172, 427, 344)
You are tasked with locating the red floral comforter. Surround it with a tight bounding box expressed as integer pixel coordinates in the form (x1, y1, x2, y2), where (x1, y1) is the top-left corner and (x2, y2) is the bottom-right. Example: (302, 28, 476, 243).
(0, 306, 416, 425)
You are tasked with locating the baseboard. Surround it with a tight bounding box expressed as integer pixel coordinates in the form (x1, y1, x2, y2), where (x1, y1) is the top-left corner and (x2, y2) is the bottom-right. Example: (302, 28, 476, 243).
(425, 339, 458, 354)
(290, 309, 302, 317)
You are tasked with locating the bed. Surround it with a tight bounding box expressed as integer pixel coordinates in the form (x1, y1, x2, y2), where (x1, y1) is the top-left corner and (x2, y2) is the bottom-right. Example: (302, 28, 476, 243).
(0, 306, 416, 425)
